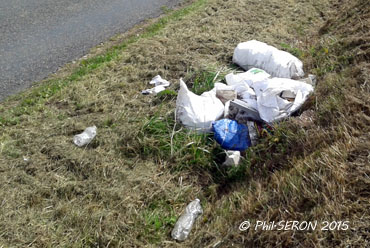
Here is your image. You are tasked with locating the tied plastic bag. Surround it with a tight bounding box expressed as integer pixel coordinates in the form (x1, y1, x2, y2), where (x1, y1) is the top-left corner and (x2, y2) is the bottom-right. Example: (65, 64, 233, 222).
(176, 79, 224, 132)
(212, 119, 251, 151)
(171, 199, 203, 241)
(233, 40, 304, 79)
(252, 78, 314, 123)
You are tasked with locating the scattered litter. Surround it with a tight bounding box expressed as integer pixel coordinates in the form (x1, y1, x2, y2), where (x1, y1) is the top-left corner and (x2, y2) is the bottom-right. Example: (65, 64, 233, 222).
(252, 78, 314, 123)
(216, 89, 237, 104)
(176, 79, 224, 132)
(150, 75, 170, 87)
(212, 119, 251, 151)
(233, 40, 304, 79)
(141, 85, 166, 95)
(223, 150, 241, 166)
(23, 156, 30, 163)
(246, 121, 258, 146)
(73, 126, 97, 147)
(171, 199, 203, 241)
(142, 75, 170, 95)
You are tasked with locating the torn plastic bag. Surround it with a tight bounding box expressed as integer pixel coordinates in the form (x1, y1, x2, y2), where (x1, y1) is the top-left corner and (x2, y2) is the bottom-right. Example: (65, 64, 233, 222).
(141, 85, 166, 95)
(176, 79, 224, 132)
(233, 40, 304, 79)
(225, 68, 271, 110)
(253, 78, 314, 123)
(149, 75, 170, 87)
(212, 119, 251, 151)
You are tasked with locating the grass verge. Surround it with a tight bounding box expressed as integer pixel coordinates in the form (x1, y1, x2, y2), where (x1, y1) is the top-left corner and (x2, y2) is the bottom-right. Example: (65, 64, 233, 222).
(0, 0, 369, 247)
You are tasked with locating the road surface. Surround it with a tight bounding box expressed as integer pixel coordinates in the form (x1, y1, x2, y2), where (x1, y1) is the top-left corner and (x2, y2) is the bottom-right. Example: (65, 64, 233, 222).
(0, 0, 183, 101)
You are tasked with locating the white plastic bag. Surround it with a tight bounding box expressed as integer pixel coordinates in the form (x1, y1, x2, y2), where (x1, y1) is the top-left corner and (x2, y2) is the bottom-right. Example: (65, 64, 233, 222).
(233, 40, 304, 79)
(252, 78, 314, 123)
(176, 79, 224, 132)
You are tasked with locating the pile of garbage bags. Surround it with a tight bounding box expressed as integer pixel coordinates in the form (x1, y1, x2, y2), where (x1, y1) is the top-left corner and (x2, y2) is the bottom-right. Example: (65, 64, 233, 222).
(176, 40, 316, 163)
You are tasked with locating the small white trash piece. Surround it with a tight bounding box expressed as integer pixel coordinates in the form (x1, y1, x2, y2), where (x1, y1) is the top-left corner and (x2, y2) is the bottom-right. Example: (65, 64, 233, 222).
(233, 40, 304, 79)
(223, 150, 241, 166)
(149, 75, 170, 87)
(73, 126, 97, 147)
(171, 199, 203, 241)
(142, 75, 170, 95)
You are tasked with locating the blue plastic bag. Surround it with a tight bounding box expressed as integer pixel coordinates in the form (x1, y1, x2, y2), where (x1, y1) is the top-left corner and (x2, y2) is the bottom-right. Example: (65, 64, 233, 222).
(212, 119, 251, 151)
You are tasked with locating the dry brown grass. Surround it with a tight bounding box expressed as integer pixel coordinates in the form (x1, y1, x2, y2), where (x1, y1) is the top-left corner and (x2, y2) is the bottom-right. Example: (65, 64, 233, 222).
(0, 0, 369, 247)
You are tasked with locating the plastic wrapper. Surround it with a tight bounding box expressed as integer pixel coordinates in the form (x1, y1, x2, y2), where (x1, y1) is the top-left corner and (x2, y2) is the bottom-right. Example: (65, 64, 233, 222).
(73, 126, 97, 147)
(171, 199, 203, 241)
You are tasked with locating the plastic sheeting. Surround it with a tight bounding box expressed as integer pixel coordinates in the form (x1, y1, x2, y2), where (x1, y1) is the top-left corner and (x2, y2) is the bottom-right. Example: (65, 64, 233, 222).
(142, 75, 170, 95)
(252, 77, 314, 123)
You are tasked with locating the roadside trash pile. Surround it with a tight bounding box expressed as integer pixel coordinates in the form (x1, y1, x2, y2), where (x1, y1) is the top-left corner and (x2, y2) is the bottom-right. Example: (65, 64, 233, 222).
(71, 41, 317, 242)
(176, 40, 316, 167)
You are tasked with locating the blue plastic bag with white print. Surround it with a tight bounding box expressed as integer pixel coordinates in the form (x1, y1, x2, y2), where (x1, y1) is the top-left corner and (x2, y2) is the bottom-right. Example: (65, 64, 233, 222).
(212, 119, 251, 151)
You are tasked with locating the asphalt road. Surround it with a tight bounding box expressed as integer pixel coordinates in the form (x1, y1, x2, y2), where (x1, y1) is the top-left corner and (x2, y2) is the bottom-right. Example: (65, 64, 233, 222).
(0, 0, 183, 101)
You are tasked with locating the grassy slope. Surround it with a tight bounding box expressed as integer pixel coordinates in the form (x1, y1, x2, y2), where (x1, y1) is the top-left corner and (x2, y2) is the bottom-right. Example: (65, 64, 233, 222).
(0, 0, 369, 247)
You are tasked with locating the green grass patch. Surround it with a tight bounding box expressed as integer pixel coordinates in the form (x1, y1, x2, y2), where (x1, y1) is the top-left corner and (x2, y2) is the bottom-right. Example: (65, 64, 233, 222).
(137, 113, 221, 171)
(280, 43, 305, 59)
